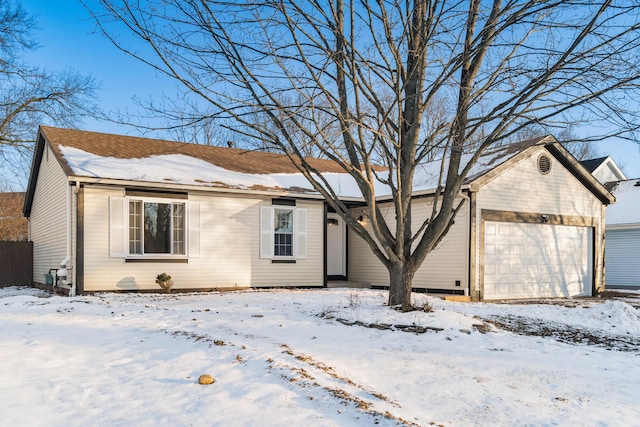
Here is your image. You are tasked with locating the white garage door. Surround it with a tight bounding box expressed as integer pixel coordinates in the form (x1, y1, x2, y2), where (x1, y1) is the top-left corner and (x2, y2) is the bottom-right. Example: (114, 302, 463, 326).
(484, 221, 592, 299)
(605, 228, 640, 288)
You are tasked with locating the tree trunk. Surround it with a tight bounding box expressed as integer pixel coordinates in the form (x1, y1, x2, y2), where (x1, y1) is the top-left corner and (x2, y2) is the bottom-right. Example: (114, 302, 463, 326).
(388, 263, 417, 312)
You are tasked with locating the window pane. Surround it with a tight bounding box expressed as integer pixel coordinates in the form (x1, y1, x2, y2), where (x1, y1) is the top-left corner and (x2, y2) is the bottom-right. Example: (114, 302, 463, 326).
(274, 233, 293, 257)
(144, 202, 171, 254)
(274, 209, 293, 233)
(129, 200, 142, 254)
(172, 203, 185, 255)
(274, 208, 293, 257)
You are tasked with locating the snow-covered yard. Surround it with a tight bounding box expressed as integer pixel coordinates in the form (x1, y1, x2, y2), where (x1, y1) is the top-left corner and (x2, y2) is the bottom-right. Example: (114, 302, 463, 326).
(1, 286, 638, 427)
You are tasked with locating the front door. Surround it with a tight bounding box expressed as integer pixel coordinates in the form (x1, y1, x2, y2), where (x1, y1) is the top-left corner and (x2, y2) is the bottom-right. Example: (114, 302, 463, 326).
(327, 213, 347, 279)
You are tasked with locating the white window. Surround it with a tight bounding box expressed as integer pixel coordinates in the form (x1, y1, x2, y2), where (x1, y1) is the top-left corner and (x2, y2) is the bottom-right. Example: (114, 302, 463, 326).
(110, 197, 199, 258)
(274, 207, 294, 257)
(128, 200, 185, 255)
(260, 205, 307, 260)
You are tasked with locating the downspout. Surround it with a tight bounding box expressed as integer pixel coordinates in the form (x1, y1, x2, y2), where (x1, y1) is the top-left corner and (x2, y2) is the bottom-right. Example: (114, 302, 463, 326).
(72, 181, 79, 296)
(57, 181, 75, 296)
(458, 190, 471, 297)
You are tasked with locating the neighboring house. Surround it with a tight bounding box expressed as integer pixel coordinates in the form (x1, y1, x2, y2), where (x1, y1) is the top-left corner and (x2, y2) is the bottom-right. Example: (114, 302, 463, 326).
(580, 156, 639, 289)
(23, 126, 613, 300)
(0, 192, 28, 241)
(580, 156, 627, 184)
(603, 179, 640, 289)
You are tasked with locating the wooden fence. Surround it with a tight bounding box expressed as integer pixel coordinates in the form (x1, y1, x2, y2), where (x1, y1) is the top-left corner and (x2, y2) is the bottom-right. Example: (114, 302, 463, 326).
(0, 241, 33, 286)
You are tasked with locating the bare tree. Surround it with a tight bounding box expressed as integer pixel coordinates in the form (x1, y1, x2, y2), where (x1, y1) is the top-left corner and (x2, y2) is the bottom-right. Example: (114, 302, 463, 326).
(87, 0, 640, 310)
(511, 125, 600, 160)
(0, 0, 100, 190)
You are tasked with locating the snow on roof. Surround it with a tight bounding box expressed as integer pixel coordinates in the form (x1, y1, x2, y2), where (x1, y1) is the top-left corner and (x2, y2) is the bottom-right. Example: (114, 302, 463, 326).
(58, 145, 369, 198)
(410, 147, 524, 194)
(607, 179, 640, 225)
(58, 143, 525, 199)
(47, 126, 542, 199)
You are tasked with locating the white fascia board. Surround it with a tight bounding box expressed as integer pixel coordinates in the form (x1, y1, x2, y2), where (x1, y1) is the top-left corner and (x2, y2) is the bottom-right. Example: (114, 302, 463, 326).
(69, 175, 330, 200)
(605, 223, 640, 231)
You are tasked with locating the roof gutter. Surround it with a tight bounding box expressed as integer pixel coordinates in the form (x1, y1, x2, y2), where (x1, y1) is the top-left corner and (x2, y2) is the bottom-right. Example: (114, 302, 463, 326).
(66, 175, 368, 203)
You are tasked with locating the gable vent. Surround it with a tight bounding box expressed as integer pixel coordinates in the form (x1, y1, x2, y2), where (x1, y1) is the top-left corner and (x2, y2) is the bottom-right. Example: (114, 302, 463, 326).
(538, 154, 552, 175)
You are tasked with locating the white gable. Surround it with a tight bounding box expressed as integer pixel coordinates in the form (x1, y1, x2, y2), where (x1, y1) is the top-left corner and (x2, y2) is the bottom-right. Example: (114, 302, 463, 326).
(592, 157, 626, 184)
(607, 179, 640, 226)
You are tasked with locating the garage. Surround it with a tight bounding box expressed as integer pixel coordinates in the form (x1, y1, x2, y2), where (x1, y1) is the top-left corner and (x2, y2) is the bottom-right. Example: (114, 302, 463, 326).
(605, 228, 640, 288)
(483, 221, 593, 299)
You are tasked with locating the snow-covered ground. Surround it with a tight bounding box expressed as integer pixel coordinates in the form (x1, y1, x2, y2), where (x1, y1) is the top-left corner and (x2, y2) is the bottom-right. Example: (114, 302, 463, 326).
(1, 286, 638, 427)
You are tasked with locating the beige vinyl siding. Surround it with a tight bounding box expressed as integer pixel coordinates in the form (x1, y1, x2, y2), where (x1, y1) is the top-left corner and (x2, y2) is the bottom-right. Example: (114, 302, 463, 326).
(83, 187, 125, 291)
(348, 198, 470, 292)
(29, 144, 73, 285)
(473, 147, 605, 295)
(82, 188, 324, 291)
(476, 149, 602, 216)
(251, 200, 323, 286)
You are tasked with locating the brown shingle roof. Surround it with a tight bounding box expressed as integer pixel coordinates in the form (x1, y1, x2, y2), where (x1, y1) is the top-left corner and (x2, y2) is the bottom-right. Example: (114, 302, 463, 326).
(40, 126, 347, 177)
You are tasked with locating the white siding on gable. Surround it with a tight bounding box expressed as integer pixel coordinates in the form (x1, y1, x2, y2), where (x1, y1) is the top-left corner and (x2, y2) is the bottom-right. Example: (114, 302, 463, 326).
(29, 144, 72, 285)
(477, 149, 602, 216)
(594, 164, 621, 185)
(348, 199, 470, 291)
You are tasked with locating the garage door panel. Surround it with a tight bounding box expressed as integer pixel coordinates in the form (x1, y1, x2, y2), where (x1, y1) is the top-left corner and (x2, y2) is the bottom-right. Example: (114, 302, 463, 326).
(605, 229, 640, 287)
(484, 222, 592, 299)
(485, 223, 497, 236)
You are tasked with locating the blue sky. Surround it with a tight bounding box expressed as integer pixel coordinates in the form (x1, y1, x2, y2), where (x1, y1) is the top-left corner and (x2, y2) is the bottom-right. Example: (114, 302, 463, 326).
(19, 0, 640, 179)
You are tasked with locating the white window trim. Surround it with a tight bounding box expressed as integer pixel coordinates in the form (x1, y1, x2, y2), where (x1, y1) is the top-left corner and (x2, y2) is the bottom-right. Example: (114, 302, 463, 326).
(274, 206, 295, 260)
(260, 205, 307, 260)
(109, 196, 199, 259)
(125, 196, 188, 259)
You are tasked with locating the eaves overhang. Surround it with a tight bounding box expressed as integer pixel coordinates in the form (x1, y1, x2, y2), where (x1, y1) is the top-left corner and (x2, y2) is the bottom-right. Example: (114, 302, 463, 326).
(66, 175, 368, 203)
(545, 143, 616, 205)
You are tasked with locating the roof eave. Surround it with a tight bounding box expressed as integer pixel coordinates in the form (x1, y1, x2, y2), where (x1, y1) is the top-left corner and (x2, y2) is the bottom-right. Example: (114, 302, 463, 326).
(466, 135, 557, 190)
(373, 185, 472, 203)
(23, 127, 54, 217)
(69, 175, 365, 201)
(545, 143, 616, 205)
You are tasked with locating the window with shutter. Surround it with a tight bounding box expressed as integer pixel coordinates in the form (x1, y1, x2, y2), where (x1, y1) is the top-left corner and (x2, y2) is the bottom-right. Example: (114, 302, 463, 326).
(109, 196, 198, 259)
(109, 197, 126, 257)
(260, 205, 307, 260)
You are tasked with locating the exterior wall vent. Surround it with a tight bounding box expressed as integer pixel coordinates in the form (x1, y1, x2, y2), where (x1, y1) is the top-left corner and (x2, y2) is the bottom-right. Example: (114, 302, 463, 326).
(538, 154, 552, 175)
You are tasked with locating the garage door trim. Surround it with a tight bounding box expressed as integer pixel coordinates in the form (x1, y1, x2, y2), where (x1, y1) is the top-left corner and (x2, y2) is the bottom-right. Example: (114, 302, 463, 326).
(479, 209, 599, 300)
